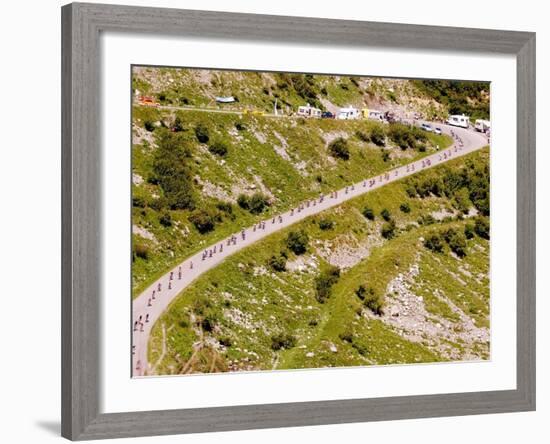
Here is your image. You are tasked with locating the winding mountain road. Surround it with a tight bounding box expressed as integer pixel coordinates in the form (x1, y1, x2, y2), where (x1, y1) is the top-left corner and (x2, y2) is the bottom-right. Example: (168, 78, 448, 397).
(132, 123, 488, 376)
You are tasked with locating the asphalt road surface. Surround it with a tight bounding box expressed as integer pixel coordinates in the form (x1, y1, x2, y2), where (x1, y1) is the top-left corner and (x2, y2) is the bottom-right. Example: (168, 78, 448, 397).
(132, 123, 488, 376)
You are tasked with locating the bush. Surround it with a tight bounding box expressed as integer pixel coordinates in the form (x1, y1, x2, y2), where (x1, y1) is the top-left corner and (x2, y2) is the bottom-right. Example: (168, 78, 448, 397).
(362, 207, 375, 220)
(237, 193, 269, 214)
(235, 122, 247, 131)
(189, 209, 216, 234)
(268, 255, 286, 272)
(216, 201, 233, 214)
(286, 230, 309, 255)
(194, 123, 210, 143)
(381, 208, 392, 221)
(218, 336, 233, 347)
(474, 217, 490, 239)
(315, 266, 341, 303)
(355, 130, 370, 142)
(271, 333, 297, 351)
(201, 313, 217, 332)
(381, 149, 391, 162)
(388, 122, 426, 149)
(132, 196, 146, 208)
(356, 284, 383, 314)
(144, 120, 156, 132)
(370, 125, 386, 146)
(464, 223, 475, 239)
(133, 243, 149, 260)
(381, 220, 396, 239)
(319, 219, 334, 230)
(424, 234, 444, 253)
(152, 131, 195, 210)
(208, 140, 228, 157)
(447, 230, 467, 257)
(400, 202, 411, 213)
(339, 330, 353, 343)
(159, 212, 172, 227)
(328, 137, 350, 160)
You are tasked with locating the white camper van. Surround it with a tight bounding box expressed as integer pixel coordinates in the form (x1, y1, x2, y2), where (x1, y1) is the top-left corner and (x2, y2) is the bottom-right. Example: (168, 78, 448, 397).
(446, 114, 470, 128)
(297, 103, 322, 118)
(337, 106, 360, 120)
(474, 119, 491, 133)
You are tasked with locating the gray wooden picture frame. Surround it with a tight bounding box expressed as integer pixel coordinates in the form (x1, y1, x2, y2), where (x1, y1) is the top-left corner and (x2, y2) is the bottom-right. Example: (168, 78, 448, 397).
(61, 2, 536, 440)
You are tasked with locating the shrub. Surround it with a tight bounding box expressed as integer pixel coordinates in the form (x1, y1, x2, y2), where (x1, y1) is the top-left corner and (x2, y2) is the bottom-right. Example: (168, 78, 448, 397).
(194, 123, 210, 143)
(237, 193, 269, 214)
(152, 131, 195, 210)
(464, 223, 475, 239)
(201, 313, 217, 332)
(218, 336, 233, 347)
(159, 212, 172, 227)
(319, 219, 334, 230)
(381, 208, 392, 221)
(400, 202, 411, 213)
(381, 220, 396, 239)
(362, 207, 375, 220)
(216, 201, 233, 214)
(355, 130, 369, 142)
(235, 122, 247, 131)
(388, 122, 426, 149)
(328, 137, 350, 160)
(208, 140, 228, 157)
(474, 217, 490, 239)
(286, 230, 309, 255)
(370, 125, 386, 146)
(271, 333, 297, 351)
(189, 209, 216, 234)
(424, 234, 444, 253)
(418, 214, 436, 226)
(315, 265, 341, 303)
(132, 196, 146, 208)
(352, 341, 369, 356)
(356, 285, 384, 315)
(447, 230, 467, 257)
(381, 149, 391, 162)
(133, 243, 149, 260)
(144, 120, 156, 132)
(268, 255, 286, 272)
(339, 330, 353, 343)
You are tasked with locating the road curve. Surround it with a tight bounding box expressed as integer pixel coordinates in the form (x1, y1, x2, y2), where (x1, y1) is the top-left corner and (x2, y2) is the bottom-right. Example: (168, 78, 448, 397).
(132, 123, 488, 376)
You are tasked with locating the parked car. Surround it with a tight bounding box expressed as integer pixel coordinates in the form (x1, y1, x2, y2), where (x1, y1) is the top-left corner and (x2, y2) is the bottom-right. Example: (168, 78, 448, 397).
(321, 111, 335, 119)
(421, 123, 433, 132)
(434, 127, 442, 135)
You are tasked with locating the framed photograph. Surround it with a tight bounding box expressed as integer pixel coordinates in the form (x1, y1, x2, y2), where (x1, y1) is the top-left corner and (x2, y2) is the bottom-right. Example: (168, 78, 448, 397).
(62, 2, 536, 440)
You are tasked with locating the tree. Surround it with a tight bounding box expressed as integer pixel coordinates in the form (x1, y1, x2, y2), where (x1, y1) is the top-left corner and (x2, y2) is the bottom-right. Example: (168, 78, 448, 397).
(328, 137, 350, 160)
(286, 230, 309, 255)
(381, 208, 392, 221)
(159, 212, 172, 227)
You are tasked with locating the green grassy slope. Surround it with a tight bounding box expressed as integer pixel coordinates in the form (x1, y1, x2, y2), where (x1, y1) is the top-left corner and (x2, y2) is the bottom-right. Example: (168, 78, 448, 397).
(132, 106, 452, 296)
(147, 148, 490, 375)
